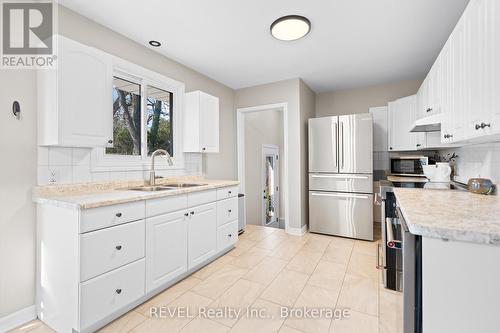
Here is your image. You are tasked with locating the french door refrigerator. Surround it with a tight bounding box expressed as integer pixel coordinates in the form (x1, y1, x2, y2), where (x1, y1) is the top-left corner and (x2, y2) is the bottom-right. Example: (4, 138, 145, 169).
(308, 114, 374, 240)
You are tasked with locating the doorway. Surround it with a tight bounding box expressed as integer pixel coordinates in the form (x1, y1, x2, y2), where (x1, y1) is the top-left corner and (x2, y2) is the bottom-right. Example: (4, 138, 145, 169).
(262, 145, 281, 228)
(236, 103, 289, 232)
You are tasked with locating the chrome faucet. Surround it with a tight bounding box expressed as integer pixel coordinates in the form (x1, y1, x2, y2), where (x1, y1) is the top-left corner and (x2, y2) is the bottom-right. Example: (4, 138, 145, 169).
(150, 149, 173, 186)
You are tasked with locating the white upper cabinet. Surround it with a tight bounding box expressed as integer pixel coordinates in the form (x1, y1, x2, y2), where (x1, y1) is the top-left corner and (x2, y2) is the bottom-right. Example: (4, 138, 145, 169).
(388, 95, 424, 151)
(38, 35, 113, 147)
(184, 91, 220, 153)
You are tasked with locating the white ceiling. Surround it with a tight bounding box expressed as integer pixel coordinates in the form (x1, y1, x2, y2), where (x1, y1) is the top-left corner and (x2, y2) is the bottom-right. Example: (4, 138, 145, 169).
(59, 0, 470, 92)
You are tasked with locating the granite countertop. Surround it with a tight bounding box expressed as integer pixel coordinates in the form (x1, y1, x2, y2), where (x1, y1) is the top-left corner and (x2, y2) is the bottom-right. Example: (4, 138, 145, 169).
(33, 177, 239, 209)
(394, 187, 500, 245)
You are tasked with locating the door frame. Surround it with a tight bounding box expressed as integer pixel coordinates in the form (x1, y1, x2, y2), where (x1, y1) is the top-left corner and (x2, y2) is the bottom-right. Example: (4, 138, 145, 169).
(236, 103, 290, 233)
(261, 144, 280, 227)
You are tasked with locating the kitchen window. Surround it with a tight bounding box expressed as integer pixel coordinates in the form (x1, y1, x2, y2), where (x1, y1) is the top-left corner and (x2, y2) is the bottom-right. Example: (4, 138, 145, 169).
(91, 57, 185, 172)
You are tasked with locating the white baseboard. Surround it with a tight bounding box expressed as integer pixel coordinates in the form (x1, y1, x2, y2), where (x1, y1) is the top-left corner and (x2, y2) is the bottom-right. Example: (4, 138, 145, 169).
(0, 305, 37, 333)
(286, 224, 308, 236)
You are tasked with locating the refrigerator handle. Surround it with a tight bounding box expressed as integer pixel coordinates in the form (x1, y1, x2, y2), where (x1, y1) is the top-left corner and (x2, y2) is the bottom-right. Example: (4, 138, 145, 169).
(340, 121, 344, 170)
(334, 122, 338, 167)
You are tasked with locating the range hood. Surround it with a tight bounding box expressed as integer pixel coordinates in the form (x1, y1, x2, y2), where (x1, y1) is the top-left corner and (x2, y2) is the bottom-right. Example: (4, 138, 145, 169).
(410, 113, 443, 132)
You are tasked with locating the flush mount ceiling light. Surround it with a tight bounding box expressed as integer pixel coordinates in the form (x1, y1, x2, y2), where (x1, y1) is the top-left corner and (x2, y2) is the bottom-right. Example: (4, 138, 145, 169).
(149, 40, 161, 47)
(270, 15, 311, 41)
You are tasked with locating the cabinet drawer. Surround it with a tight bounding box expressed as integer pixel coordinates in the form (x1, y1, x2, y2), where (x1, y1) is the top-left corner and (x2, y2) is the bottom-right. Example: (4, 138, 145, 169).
(146, 194, 187, 218)
(217, 197, 238, 227)
(80, 259, 145, 330)
(188, 189, 217, 207)
(217, 220, 238, 252)
(80, 201, 145, 233)
(80, 220, 145, 281)
(216, 186, 238, 200)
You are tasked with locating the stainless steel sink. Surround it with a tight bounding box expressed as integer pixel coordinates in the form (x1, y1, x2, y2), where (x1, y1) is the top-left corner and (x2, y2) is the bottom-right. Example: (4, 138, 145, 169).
(161, 183, 208, 188)
(127, 186, 176, 192)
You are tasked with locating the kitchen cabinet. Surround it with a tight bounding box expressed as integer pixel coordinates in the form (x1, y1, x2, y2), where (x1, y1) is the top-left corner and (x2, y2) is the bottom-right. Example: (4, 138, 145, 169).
(369, 106, 388, 152)
(35, 185, 238, 333)
(388, 95, 424, 151)
(184, 90, 220, 153)
(38, 35, 113, 147)
(146, 210, 187, 292)
(187, 202, 217, 269)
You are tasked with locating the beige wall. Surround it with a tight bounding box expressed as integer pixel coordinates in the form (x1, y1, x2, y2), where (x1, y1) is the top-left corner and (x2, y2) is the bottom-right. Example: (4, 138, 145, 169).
(316, 79, 422, 117)
(244, 110, 284, 225)
(59, 6, 237, 180)
(0, 71, 37, 318)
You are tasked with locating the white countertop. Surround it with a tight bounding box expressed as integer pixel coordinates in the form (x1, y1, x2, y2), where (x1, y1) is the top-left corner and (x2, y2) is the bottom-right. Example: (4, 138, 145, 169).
(394, 187, 500, 245)
(33, 178, 239, 209)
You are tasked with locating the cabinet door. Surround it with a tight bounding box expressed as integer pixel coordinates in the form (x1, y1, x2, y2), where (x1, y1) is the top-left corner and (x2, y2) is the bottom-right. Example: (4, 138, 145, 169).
(146, 210, 187, 292)
(199, 92, 219, 153)
(388, 96, 420, 151)
(489, 0, 500, 134)
(369, 107, 388, 152)
(188, 202, 217, 269)
(58, 37, 113, 147)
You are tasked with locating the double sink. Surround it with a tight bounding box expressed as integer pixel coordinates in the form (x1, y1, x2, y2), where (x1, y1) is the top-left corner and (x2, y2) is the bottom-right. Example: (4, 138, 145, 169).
(127, 183, 208, 192)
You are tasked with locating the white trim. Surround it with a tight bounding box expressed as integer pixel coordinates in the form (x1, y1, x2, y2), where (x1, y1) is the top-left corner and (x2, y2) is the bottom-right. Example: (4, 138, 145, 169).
(236, 103, 290, 235)
(0, 305, 37, 332)
(90, 53, 186, 172)
(286, 224, 308, 236)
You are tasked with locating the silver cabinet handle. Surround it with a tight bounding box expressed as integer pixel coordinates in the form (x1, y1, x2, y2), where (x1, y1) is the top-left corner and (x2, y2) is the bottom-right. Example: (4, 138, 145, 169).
(310, 192, 369, 199)
(311, 174, 369, 179)
(376, 243, 385, 269)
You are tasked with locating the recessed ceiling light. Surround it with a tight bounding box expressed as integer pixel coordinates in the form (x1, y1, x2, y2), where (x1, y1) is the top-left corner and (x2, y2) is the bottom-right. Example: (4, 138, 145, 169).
(270, 15, 311, 41)
(149, 40, 161, 47)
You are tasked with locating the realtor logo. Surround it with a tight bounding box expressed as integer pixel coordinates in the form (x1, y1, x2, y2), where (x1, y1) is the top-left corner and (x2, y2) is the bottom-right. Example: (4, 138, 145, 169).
(1, 0, 56, 68)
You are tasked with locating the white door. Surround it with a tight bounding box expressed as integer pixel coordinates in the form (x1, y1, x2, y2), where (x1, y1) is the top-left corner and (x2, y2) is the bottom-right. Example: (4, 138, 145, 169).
(146, 210, 187, 292)
(188, 202, 217, 269)
(199, 92, 219, 152)
(262, 145, 280, 228)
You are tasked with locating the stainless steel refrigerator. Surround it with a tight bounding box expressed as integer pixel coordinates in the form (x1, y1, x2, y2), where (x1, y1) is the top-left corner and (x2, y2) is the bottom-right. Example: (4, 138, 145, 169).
(308, 114, 374, 240)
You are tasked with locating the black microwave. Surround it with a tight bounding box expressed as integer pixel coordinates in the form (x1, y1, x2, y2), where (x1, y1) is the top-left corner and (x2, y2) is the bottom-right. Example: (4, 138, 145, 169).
(390, 156, 428, 176)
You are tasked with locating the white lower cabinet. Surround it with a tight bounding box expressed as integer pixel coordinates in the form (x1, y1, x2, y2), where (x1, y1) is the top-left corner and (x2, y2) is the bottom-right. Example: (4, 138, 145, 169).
(188, 202, 217, 269)
(146, 210, 188, 292)
(80, 259, 145, 330)
(36, 186, 238, 333)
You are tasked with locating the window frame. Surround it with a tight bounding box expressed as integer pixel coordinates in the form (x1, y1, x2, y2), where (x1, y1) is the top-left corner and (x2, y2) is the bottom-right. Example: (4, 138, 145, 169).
(91, 56, 185, 172)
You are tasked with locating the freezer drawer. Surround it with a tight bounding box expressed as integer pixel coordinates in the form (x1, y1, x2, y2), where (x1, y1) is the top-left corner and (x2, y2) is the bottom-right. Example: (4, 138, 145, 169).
(309, 173, 373, 193)
(309, 191, 373, 240)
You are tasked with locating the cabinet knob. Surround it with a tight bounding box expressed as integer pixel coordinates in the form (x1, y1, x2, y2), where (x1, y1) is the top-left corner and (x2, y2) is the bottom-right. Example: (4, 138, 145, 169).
(475, 124, 482, 130)
(115, 288, 122, 294)
(115, 245, 122, 250)
(228, 191, 232, 194)
(228, 234, 232, 238)
(426, 108, 432, 113)
(228, 209, 232, 213)
(416, 144, 421, 147)
(184, 212, 189, 217)
(389, 147, 393, 150)
(202, 147, 206, 151)
(190, 211, 195, 215)
(481, 122, 491, 129)
(116, 213, 122, 218)
(108, 139, 113, 144)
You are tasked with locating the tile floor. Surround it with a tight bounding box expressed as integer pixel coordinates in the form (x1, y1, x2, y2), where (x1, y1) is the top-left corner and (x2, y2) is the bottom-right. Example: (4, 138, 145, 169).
(10, 224, 402, 333)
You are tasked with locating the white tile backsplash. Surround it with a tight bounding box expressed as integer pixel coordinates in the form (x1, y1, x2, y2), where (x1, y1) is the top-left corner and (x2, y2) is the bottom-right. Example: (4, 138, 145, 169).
(37, 146, 204, 185)
(440, 143, 500, 184)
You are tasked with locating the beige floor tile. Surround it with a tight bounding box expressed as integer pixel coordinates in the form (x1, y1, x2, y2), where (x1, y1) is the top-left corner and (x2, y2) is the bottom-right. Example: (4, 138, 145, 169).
(329, 237, 355, 249)
(179, 316, 229, 333)
(260, 270, 310, 307)
(23, 325, 55, 333)
(191, 264, 248, 299)
(193, 254, 235, 280)
(136, 275, 202, 315)
(8, 320, 47, 333)
(279, 325, 305, 333)
(300, 236, 331, 254)
(230, 298, 286, 333)
(98, 311, 146, 333)
(246, 227, 278, 242)
(321, 244, 352, 266)
(209, 279, 264, 327)
(353, 240, 378, 257)
(231, 247, 271, 269)
(330, 310, 378, 333)
(255, 232, 288, 251)
(270, 241, 305, 261)
(379, 289, 403, 333)
(285, 285, 338, 333)
(243, 257, 289, 286)
(346, 253, 379, 282)
(286, 250, 323, 275)
(337, 274, 379, 316)
(307, 260, 346, 293)
(228, 239, 256, 256)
